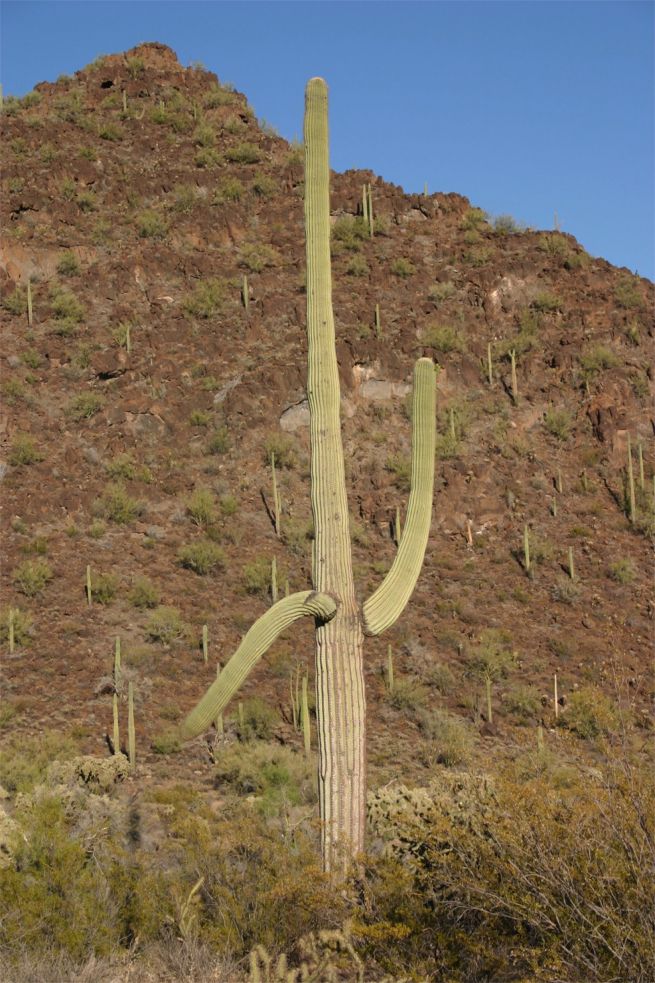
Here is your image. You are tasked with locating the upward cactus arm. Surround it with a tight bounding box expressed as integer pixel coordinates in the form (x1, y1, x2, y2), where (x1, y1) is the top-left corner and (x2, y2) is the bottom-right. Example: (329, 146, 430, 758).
(179, 591, 337, 740)
(362, 357, 436, 635)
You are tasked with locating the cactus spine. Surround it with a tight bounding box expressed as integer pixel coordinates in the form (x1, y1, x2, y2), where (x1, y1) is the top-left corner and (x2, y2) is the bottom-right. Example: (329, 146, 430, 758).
(394, 506, 402, 546)
(179, 79, 436, 873)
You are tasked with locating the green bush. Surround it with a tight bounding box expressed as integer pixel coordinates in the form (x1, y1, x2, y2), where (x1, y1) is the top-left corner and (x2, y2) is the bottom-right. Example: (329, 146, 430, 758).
(129, 576, 160, 609)
(208, 426, 231, 454)
(579, 345, 618, 378)
(144, 606, 188, 645)
(237, 243, 279, 272)
(2, 286, 27, 316)
(390, 257, 416, 278)
(385, 677, 429, 713)
(544, 406, 573, 441)
(614, 275, 643, 310)
(56, 251, 80, 276)
(177, 540, 225, 575)
(67, 393, 103, 421)
(422, 323, 465, 353)
(0, 606, 32, 647)
(531, 290, 562, 312)
(331, 216, 368, 252)
(416, 708, 475, 766)
(8, 434, 43, 466)
(263, 433, 297, 469)
(243, 556, 273, 597)
(346, 255, 369, 276)
(106, 453, 151, 483)
(225, 142, 261, 163)
(460, 207, 488, 231)
(186, 487, 217, 528)
(608, 558, 635, 584)
(214, 740, 315, 809)
(502, 685, 541, 723)
(236, 697, 278, 742)
(467, 628, 515, 682)
(561, 686, 620, 740)
(50, 285, 84, 323)
(183, 277, 226, 318)
(91, 572, 118, 604)
(94, 483, 143, 524)
(136, 210, 168, 239)
(428, 281, 455, 305)
(13, 559, 53, 597)
(385, 455, 411, 492)
(213, 177, 244, 203)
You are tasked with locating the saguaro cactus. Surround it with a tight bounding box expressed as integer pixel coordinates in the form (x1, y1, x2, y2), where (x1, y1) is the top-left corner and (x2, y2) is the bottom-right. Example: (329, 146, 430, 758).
(179, 78, 436, 873)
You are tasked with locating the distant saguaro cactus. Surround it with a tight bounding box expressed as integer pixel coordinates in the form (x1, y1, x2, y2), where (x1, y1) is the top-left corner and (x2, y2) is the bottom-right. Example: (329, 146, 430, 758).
(179, 78, 436, 874)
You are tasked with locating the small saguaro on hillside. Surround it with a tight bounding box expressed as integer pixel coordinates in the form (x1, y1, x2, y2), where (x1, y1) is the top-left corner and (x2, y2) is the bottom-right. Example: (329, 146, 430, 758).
(179, 77, 437, 874)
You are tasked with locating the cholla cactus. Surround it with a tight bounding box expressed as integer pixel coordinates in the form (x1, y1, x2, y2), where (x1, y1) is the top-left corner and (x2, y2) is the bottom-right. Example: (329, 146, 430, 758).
(180, 78, 436, 873)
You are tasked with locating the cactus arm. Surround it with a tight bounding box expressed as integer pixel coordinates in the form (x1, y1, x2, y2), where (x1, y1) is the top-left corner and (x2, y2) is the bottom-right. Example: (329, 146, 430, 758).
(362, 357, 436, 636)
(179, 591, 337, 739)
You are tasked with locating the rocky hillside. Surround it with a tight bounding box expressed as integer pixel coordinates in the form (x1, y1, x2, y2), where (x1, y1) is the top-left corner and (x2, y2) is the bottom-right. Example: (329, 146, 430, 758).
(1, 42, 653, 785)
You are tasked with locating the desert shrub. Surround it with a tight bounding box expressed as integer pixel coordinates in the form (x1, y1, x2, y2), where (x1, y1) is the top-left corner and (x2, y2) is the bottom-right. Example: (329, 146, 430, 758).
(464, 245, 492, 266)
(1, 379, 27, 403)
(608, 558, 635, 584)
(0, 606, 32, 646)
(237, 243, 279, 272)
(0, 732, 77, 794)
(460, 207, 488, 231)
(543, 405, 573, 440)
(106, 453, 151, 483)
(150, 731, 182, 755)
(144, 606, 188, 645)
(531, 290, 561, 312)
(225, 142, 261, 163)
(183, 277, 226, 318)
(561, 686, 620, 740)
(186, 487, 216, 528)
(385, 677, 428, 713)
(189, 409, 211, 427)
(551, 577, 580, 605)
(346, 255, 369, 276)
(136, 210, 168, 239)
(385, 455, 411, 492)
(91, 572, 118, 604)
(177, 540, 225, 575)
(282, 517, 314, 556)
(214, 740, 316, 808)
(213, 177, 244, 203)
(13, 559, 53, 597)
(50, 285, 84, 323)
(235, 697, 279, 742)
(219, 494, 238, 516)
(428, 281, 455, 305)
(502, 684, 541, 723)
(193, 123, 215, 147)
(263, 433, 297, 469)
(56, 251, 80, 276)
(467, 628, 515, 682)
(94, 483, 143, 524)
(8, 434, 43, 466)
(2, 286, 27, 315)
(169, 183, 197, 213)
(579, 345, 618, 378)
(390, 257, 416, 278)
(252, 173, 277, 197)
(422, 322, 465, 353)
(129, 576, 160, 609)
(243, 556, 273, 597)
(614, 275, 643, 310)
(88, 520, 106, 539)
(208, 426, 231, 454)
(493, 213, 524, 234)
(416, 709, 475, 766)
(195, 147, 222, 168)
(67, 392, 103, 421)
(331, 216, 368, 252)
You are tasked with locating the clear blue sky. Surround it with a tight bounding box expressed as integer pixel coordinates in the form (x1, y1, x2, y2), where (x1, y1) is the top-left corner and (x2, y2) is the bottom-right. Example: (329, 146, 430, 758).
(2, 1, 653, 279)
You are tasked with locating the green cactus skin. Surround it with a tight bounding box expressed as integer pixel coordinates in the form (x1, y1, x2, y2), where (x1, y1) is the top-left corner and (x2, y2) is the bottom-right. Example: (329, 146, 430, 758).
(179, 591, 337, 740)
(568, 546, 575, 580)
(524, 524, 531, 575)
(86, 564, 92, 606)
(180, 78, 436, 872)
(554, 672, 559, 719)
(487, 342, 493, 385)
(114, 636, 121, 688)
(374, 303, 381, 338)
(214, 663, 224, 737)
(485, 676, 493, 724)
(242, 273, 249, 312)
(112, 692, 120, 755)
(556, 467, 563, 494)
(128, 681, 135, 770)
(367, 183, 374, 237)
(362, 358, 436, 636)
(301, 674, 311, 756)
(202, 624, 209, 663)
(637, 440, 645, 491)
(27, 279, 33, 327)
(627, 435, 636, 523)
(271, 556, 278, 603)
(271, 452, 281, 537)
(8, 608, 14, 654)
(362, 184, 368, 223)
(386, 643, 394, 694)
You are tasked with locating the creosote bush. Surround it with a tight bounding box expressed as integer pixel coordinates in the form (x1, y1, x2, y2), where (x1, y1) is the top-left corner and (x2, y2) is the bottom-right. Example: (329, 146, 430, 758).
(183, 277, 226, 318)
(144, 606, 188, 645)
(94, 483, 143, 524)
(13, 559, 54, 597)
(67, 393, 104, 421)
(129, 576, 160, 609)
(177, 540, 225, 575)
(560, 686, 620, 740)
(8, 434, 43, 466)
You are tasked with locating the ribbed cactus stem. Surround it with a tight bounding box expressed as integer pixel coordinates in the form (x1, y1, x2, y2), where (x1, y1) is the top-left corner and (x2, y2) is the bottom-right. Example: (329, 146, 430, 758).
(114, 636, 121, 688)
(8, 608, 14, 654)
(374, 303, 381, 338)
(238, 701, 245, 734)
(214, 663, 223, 736)
(305, 77, 368, 869)
(27, 279, 33, 327)
(523, 524, 531, 575)
(271, 452, 281, 537)
(86, 564, 92, 605)
(127, 681, 135, 770)
(554, 672, 559, 719)
(362, 358, 436, 635)
(551, 497, 557, 517)
(290, 666, 299, 731)
(202, 624, 208, 663)
(125, 324, 131, 354)
(627, 435, 636, 523)
(487, 342, 493, 385)
(301, 674, 311, 755)
(556, 467, 563, 494)
(449, 406, 456, 442)
(179, 591, 337, 739)
(271, 556, 278, 603)
(367, 183, 374, 237)
(394, 506, 402, 546)
(423, 181, 428, 196)
(568, 546, 575, 580)
(112, 692, 120, 755)
(510, 349, 518, 403)
(386, 643, 394, 694)
(242, 273, 249, 311)
(485, 675, 493, 724)
(637, 440, 644, 490)
(362, 184, 368, 223)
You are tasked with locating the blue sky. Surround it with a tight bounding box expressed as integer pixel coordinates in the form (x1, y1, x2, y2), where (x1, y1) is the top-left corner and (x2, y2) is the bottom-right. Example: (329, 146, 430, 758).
(2, 1, 653, 279)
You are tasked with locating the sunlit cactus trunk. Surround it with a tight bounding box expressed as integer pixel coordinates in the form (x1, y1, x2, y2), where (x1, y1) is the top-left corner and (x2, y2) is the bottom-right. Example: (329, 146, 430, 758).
(179, 77, 436, 878)
(304, 78, 367, 867)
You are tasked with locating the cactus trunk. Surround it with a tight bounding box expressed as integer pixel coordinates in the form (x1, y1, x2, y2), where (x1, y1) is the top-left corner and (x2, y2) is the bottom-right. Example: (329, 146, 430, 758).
(305, 79, 367, 868)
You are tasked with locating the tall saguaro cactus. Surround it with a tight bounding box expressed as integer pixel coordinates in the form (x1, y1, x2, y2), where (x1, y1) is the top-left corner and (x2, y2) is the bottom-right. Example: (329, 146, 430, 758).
(179, 78, 436, 873)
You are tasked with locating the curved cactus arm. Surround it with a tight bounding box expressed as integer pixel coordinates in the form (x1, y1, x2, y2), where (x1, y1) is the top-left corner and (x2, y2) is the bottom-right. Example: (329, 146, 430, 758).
(179, 591, 337, 740)
(362, 357, 436, 636)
